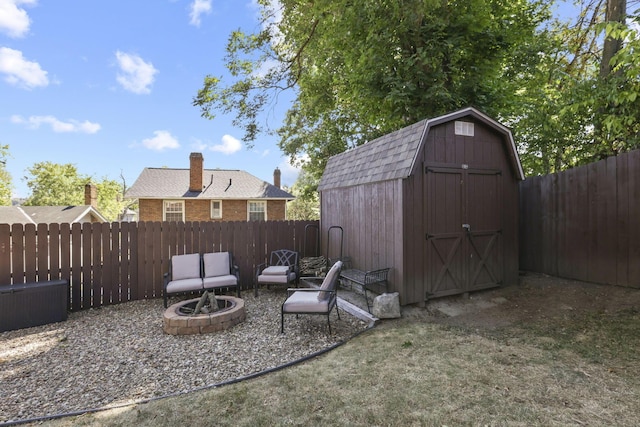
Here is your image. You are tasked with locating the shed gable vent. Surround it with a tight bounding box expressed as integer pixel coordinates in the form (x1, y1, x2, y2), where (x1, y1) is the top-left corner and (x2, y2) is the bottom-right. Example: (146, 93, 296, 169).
(455, 121, 474, 137)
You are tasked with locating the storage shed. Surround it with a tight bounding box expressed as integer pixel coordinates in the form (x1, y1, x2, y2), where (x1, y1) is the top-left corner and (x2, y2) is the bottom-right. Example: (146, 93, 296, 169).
(318, 107, 524, 305)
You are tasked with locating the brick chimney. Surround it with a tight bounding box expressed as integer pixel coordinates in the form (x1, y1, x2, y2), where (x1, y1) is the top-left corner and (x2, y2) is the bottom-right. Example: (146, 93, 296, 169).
(273, 167, 281, 189)
(84, 183, 97, 208)
(189, 152, 204, 192)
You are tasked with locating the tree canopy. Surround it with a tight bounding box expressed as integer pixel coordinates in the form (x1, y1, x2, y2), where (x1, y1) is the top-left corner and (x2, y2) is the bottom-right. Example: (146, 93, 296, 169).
(195, 0, 549, 181)
(23, 161, 127, 221)
(195, 0, 640, 189)
(0, 144, 12, 206)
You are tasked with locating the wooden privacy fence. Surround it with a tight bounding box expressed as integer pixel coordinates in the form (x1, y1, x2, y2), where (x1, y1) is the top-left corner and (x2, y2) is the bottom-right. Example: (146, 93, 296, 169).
(0, 220, 320, 311)
(520, 149, 640, 288)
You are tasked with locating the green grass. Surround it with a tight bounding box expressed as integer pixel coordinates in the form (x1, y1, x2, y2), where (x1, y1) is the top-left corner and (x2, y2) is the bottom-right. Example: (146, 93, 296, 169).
(45, 308, 640, 426)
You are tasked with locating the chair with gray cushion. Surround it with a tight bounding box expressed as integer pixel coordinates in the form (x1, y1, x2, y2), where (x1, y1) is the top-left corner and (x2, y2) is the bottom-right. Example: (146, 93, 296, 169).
(281, 261, 343, 334)
(163, 253, 203, 308)
(255, 249, 299, 296)
(202, 251, 240, 297)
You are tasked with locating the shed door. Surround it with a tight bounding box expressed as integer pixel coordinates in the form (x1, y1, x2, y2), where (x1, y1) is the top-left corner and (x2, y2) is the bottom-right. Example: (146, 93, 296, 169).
(425, 166, 503, 299)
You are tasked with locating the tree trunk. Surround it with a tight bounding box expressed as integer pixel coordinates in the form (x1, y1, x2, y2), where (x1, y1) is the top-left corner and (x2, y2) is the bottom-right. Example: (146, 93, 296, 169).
(600, 0, 627, 78)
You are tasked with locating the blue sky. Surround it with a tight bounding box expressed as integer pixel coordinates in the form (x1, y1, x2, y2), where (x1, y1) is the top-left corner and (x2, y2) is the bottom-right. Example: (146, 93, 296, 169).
(0, 0, 296, 199)
(0, 1, 587, 200)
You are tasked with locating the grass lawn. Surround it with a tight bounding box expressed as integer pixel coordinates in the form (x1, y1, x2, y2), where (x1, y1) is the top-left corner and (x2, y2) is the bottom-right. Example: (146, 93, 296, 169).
(44, 297, 640, 426)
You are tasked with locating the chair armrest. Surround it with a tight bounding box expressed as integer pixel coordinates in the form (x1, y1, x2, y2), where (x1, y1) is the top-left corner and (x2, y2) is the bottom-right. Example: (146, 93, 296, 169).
(286, 288, 336, 297)
(163, 272, 170, 288)
(256, 262, 269, 275)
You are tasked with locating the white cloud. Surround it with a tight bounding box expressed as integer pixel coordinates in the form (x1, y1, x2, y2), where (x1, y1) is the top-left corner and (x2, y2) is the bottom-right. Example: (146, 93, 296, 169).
(11, 114, 100, 133)
(115, 51, 158, 94)
(278, 156, 303, 186)
(0, 47, 48, 89)
(189, 0, 211, 27)
(142, 130, 180, 151)
(211, 134, 242, 154)
(0, 0, 36, 38)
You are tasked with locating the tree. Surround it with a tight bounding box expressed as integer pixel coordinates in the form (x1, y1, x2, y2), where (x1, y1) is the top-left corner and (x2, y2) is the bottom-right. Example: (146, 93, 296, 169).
(194, 0, 550, 183)
(284, 170, 320, 220)
(505, 0, 640, 175)
(24, 162, 86, 206)
(0, 144, 12, 206)
(23, 161, 126, 221)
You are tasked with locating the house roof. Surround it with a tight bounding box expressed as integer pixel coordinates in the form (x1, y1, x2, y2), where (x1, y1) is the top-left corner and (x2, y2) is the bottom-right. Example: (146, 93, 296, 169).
(0, 205, 107, 225)
(125, 168, 295, 200)
(318, 107, 524, 191)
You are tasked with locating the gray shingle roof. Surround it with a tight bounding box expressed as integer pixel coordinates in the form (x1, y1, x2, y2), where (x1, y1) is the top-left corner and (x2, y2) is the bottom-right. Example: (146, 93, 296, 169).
(0, 206, 107, 225)
(318, 107, 523, 191)
(125, 168, 295, 200)
(318, 119, 428, 191)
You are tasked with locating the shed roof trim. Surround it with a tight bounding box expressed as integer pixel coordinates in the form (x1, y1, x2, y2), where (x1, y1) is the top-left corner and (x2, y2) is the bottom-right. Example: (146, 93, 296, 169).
(318, 107, 524, 191)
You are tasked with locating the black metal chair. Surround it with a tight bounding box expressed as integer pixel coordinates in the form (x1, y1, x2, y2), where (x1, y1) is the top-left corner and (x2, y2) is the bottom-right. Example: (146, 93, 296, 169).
(255, 249, 299, 296)
(281, 261, 343, 334)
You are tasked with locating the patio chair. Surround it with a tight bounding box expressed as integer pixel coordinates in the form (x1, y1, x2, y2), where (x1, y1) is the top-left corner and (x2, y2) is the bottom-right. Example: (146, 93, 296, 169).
(281, 260, 343, 334)
(202, 251, 241, 297)
(163, 253, 203, 308)
(255, 249, 299, 296)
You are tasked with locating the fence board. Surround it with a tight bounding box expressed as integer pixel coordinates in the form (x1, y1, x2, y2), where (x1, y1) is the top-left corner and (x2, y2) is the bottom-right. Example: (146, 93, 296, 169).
(24, 224, 36, 282)
(0, 224, 10, 284)
(37, 223, 49, 281)
(627, 150, 640, 287)
(2, 220, 319, 311)
(520, 149, 640, 288)
(49, 223, 61, 281)
(71, 223, 82, 311)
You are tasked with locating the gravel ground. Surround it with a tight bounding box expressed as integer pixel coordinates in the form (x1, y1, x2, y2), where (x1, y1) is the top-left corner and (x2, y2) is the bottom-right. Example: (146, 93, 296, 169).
(0, 290, 369, 424)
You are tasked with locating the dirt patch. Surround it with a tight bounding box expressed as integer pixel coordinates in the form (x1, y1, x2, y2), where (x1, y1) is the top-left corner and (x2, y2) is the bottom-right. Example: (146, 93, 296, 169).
(395, 272, 640, 330)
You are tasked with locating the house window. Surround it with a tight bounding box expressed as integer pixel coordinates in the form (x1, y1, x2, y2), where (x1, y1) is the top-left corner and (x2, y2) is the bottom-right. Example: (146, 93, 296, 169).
(211, 200, 222, 219)
(248, 201, 266, 221)
(163, 200, 184, 222)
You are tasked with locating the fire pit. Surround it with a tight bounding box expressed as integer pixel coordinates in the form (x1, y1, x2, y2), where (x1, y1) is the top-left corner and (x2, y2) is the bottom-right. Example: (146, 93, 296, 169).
(163, 294, 246, 335)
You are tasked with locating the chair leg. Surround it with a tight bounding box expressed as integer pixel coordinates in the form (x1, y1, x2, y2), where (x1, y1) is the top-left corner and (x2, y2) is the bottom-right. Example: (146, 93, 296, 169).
(364, 287, 371, 313)
(327, 314, 332, 335)
(164, 293, 168, 308)
(281, 311, 285, 333)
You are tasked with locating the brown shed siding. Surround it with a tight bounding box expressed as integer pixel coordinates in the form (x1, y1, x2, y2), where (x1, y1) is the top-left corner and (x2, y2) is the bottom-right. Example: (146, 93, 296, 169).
(320, 179, 404, 297)
(401, 118, 519, 303)
(319, 108, 522, 307)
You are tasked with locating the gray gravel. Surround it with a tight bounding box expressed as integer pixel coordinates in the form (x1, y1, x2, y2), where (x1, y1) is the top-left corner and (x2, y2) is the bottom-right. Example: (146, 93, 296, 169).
(0, 290, 368, 424)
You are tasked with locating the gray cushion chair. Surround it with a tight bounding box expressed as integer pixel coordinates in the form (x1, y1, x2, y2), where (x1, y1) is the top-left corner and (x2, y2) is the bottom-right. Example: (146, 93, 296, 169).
(163, 252, 240, 308)
(281, 260, 343, 334)
(255, 249, 299, 296)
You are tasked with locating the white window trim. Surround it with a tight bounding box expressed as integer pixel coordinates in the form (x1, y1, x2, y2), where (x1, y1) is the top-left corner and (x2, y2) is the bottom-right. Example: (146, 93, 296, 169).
(163, 200, 185, 222)
(247, 200, 267, 221)
(211, 200, 222, 219)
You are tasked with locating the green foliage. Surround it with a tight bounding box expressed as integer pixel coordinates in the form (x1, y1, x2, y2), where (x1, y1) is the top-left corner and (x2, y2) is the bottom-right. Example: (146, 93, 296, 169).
(24, 162, 86, 206)
(195, 0, 550, 183)
(285, 170, 320, 220)
(196, 0, 640, 182)
(0, 144, 12, 206)
(23, 162, 126, 221)
(95, 178, 128, 222)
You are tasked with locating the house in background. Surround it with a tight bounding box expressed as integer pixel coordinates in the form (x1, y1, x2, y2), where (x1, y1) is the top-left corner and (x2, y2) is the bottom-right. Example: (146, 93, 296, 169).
(0, 184, 108, 225)
(125, 152, 295, 222)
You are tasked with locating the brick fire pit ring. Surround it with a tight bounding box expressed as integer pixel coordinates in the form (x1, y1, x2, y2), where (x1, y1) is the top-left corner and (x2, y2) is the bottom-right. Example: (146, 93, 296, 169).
(163, 296, 246, 335)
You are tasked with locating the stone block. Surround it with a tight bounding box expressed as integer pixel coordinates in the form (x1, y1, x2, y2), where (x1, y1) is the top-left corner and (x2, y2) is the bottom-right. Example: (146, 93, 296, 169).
(372, 292, 401, 319)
